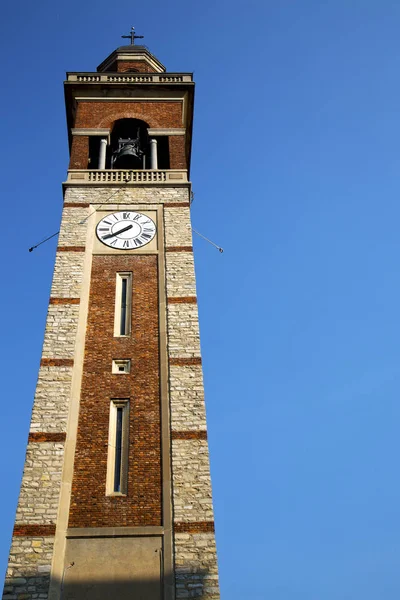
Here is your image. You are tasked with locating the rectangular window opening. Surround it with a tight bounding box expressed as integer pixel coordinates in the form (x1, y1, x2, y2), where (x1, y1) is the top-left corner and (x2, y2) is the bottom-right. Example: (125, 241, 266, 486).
(106, 399, 129, 496)
(114, 273, 132, 337)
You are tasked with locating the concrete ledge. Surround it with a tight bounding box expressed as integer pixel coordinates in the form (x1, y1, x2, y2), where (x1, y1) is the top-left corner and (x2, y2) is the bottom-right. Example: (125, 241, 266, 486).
(147, 128, 186, 136)
(66, 526, 164, 538)
(72, 128, 110, 138)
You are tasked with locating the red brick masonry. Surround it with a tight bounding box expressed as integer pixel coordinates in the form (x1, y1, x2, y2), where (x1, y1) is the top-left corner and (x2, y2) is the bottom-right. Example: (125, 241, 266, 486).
(49, 298, 80, 305)
(113, 61, 159, 74)
(70, 101, 185, 169)
(68, 254, 162, 528)
(171, 431, 207, 440)
(64, 203, 90, 208)
(13, 525, 56, 537)
(57, 247, 85, 252)
(167, 297, 197, 304)
(174, 522, 215, 533)
(69, 136, 89, 169)
(40, 359, 74, 367)
(163, 203, 191, 208)
(75, 101, 182, 131)
(28, 433, 67, 443)
(169, 357, 202, 366)
(166, 246, 193, 253)
(168, 137, 186, 170)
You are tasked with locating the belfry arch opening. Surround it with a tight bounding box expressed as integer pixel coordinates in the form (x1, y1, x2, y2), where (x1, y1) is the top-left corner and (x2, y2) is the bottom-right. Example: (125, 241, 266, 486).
(110, 118, 150, 169)
(87, 118, 171, 170)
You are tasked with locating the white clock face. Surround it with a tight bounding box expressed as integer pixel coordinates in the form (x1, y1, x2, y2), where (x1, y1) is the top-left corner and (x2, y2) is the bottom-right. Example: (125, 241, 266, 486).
(96, 211, 156, 250)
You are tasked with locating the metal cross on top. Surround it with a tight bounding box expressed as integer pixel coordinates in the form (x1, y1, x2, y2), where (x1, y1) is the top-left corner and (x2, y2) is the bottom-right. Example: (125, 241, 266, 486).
(121, 26, 144, 45)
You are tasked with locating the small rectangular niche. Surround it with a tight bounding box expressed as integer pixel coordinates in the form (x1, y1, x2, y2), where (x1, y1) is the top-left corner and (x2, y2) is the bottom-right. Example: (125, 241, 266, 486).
(112, 359, 131, 374)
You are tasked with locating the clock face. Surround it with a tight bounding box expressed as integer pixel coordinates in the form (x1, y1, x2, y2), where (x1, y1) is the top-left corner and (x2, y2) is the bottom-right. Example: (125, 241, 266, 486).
(96, 211, 157, 250)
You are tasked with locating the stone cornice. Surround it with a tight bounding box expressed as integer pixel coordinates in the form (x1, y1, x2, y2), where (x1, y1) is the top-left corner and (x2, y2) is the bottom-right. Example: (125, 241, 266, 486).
(148, 128, 186, 136)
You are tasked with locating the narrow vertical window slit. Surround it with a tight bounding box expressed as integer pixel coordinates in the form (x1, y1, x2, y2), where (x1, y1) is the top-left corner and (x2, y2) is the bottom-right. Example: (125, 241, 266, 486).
(106, 400, 129, 496)
(114, 407, 123, 492)
(120, 278, 128, 335)
(114, 273, 132, 337)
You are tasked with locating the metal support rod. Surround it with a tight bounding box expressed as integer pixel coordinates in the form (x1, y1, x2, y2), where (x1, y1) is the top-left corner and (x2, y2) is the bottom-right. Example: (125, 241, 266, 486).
(192, 228, 224, 253)
(60, 562, 74, 600)
(29, 231, 60, 252)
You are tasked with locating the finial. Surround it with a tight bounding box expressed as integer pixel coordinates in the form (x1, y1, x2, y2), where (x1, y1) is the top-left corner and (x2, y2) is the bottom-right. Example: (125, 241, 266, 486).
(121, 26, 144, 46)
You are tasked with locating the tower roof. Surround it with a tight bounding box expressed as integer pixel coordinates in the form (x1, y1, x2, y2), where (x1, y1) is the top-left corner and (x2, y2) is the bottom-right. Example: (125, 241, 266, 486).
(97, 44, 166, 74)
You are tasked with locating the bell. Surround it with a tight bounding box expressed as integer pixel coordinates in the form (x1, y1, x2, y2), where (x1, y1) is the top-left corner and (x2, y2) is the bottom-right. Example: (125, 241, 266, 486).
(112, 136, 144, 169)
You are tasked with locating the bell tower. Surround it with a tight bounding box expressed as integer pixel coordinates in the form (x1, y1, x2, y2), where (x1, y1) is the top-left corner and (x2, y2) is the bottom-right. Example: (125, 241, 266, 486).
(2, 31, 220, 600)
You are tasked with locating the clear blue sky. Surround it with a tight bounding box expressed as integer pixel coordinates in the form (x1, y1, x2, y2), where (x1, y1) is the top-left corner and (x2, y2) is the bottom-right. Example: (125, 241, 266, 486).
(1, 1, 400, 598)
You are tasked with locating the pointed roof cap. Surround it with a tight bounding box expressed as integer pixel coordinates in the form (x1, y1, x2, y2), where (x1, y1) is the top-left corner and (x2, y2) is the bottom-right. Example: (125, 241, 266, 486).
(97, 44, 166, 73)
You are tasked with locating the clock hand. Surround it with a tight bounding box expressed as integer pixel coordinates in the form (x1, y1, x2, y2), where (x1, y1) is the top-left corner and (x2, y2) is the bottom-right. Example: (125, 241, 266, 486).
(102, 224, 133, 240)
